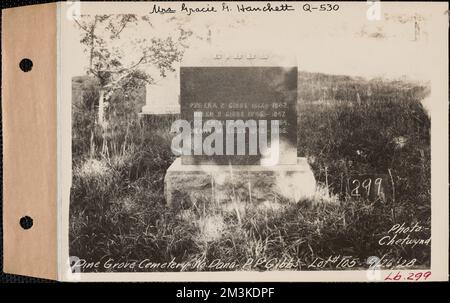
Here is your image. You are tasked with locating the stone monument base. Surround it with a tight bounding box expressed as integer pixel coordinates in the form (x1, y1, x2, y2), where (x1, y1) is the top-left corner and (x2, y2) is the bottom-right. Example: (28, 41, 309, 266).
(164, 158, 316, 209)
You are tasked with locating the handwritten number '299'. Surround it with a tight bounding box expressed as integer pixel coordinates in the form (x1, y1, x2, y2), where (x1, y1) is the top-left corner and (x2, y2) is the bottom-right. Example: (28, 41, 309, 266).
(350, 178, 382, 197)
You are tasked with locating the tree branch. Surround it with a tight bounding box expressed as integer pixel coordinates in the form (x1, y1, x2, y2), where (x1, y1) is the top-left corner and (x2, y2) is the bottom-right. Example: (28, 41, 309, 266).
(111, 22, 128, 38)
(73, 18, 90, 33)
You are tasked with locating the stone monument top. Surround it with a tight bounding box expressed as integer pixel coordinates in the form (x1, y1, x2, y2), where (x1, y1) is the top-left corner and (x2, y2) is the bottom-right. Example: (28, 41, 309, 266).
(182, 47, 297, 67)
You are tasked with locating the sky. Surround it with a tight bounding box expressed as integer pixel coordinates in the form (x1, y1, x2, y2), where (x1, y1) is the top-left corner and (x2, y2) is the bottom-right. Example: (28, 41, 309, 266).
(60, 2, 447, 113)
(63, 2, 444, 82)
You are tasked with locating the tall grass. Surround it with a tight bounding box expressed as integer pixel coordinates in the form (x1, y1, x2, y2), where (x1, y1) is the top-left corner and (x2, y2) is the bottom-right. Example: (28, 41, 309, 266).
(70, 73, 431, 272)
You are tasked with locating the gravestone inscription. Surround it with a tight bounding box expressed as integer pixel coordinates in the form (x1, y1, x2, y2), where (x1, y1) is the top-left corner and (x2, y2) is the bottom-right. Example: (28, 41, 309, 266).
(180, 66, 297, 165)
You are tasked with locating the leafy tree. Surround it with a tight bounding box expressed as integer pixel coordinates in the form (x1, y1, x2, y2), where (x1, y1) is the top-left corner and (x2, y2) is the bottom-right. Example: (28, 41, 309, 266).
(73, 14, 192, 156)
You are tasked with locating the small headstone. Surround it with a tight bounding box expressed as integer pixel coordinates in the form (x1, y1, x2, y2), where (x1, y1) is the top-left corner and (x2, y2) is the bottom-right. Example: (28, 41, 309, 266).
(141, 73, 180, 115)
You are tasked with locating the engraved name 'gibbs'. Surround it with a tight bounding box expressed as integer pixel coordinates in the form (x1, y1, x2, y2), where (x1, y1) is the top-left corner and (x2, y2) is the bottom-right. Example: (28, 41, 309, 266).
(171, 112, 280, 164)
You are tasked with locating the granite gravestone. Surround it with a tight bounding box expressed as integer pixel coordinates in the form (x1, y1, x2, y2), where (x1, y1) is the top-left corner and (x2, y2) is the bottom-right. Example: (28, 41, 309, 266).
(164, 51, 316, 209)
(180, 66, 297, 165)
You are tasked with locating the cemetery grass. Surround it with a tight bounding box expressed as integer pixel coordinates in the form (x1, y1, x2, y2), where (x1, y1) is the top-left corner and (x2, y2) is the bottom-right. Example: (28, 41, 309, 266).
(70, 74, 431, 271)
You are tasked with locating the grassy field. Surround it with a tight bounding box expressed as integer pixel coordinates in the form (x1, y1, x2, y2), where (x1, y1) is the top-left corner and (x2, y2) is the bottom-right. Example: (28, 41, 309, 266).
(70, 72, 431, 272)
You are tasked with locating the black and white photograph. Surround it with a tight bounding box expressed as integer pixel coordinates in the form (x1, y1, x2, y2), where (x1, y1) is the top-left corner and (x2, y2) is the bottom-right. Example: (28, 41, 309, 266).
(56, 2, 448, 281)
